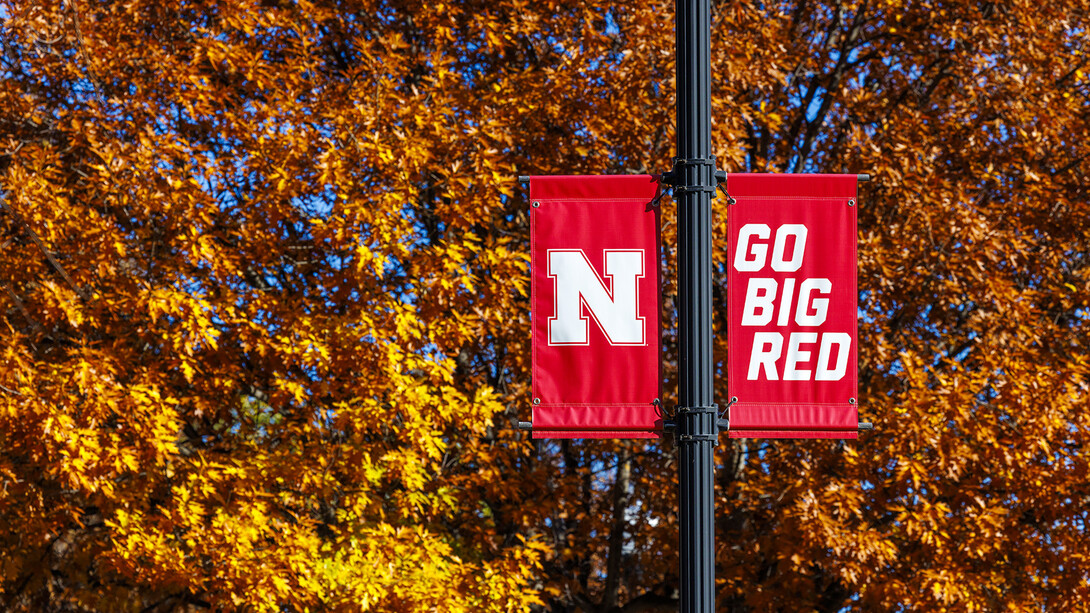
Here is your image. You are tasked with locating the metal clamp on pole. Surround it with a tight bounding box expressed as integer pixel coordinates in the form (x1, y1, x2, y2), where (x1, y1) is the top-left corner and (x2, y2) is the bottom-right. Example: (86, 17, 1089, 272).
(674, 405, 720, 443)
(663, 156, 719, 195)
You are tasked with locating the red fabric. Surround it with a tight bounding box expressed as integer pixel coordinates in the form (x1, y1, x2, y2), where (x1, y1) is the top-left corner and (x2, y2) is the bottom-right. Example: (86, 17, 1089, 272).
(533, 429, 661, 440)
(532, 405, 665, 430)
(726, 174, 859, 439)
(728, 404, 857, 429)
(530, 175, 663, 439)
(728, 430, 858, 440)
(725, 173, 859, 199)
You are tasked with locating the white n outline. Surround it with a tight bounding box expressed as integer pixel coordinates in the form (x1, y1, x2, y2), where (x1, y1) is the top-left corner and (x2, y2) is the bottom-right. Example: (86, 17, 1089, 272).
(547, 249, 646, 346)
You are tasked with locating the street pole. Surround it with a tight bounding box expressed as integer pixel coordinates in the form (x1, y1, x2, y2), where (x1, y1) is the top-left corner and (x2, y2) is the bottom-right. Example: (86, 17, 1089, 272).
(673, 0, 717, 611)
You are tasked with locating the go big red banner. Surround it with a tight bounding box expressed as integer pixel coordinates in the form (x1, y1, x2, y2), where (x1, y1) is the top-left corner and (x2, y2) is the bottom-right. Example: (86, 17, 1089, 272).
(726, 174, 859, 439)
(530, 175, 663, 439)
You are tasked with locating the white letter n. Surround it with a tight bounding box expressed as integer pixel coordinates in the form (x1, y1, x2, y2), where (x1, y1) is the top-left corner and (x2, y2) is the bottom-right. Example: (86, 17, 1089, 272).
(548, 249, 645, 345)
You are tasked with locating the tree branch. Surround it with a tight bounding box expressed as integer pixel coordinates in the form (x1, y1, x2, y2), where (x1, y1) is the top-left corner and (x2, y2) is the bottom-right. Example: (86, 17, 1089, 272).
(0, 193, 90, 302)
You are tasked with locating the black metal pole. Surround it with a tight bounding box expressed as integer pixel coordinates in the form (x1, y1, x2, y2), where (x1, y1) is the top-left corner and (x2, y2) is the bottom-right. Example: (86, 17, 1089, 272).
(674, 0, 717, 611)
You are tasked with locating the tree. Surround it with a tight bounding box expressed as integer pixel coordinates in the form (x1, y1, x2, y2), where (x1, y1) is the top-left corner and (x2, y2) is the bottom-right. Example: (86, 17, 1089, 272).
(1, 0, 1088, 611)
(0, 0, 546, 609)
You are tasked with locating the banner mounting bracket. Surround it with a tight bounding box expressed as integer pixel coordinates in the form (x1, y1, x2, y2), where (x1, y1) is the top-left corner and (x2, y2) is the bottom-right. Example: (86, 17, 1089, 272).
(674, 404, 721, 444)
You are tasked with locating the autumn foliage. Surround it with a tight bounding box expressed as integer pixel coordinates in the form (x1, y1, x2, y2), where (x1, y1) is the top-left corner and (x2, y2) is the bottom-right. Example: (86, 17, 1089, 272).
(1, 0, 1088, 611)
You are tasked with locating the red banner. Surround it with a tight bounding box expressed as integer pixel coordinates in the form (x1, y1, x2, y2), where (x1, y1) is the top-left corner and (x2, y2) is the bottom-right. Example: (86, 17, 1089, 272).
(726, 174, 859, 439)
(530, 175, 663, 439)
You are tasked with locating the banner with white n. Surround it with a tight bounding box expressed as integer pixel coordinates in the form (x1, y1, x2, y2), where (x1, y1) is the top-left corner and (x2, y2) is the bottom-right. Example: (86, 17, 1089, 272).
(529, 175, 662, 439)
